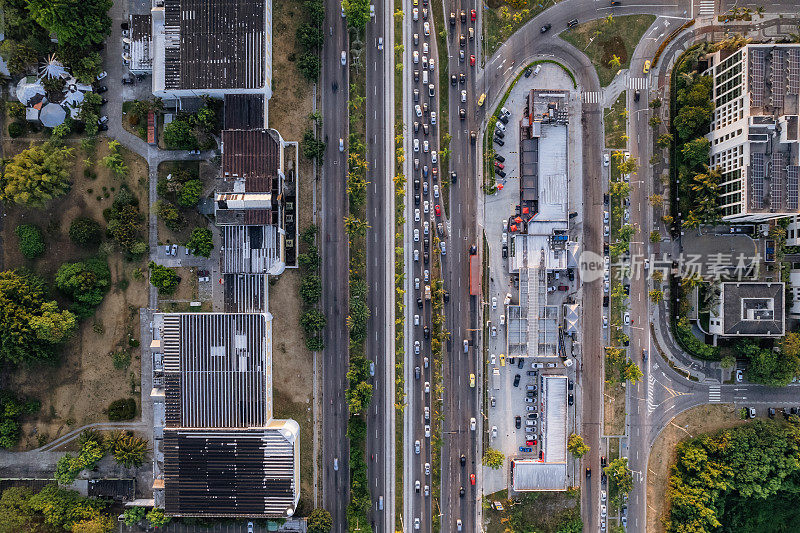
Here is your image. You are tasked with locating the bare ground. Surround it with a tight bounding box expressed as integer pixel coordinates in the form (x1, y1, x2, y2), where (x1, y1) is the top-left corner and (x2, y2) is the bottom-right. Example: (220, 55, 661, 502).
(646, 404, 747, 533)
(604, 382, 626, 435)
(1, 138, 149, 450)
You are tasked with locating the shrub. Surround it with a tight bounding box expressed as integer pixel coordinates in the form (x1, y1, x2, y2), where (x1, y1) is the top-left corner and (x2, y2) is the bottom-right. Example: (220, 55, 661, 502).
(15, 224, 45, 259)
(148, 262, 179, 294)
(176, 178, 203, 207)
(185, 227, 213, 257)
(107, 398, 137, 421)
(8, 121, 24, 138)
(110, 350, 131, 369)
(6, 102, 25, 119)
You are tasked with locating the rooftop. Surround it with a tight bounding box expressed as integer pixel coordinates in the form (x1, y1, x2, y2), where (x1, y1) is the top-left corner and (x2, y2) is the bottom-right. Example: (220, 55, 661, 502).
(716, 282, 785, 336)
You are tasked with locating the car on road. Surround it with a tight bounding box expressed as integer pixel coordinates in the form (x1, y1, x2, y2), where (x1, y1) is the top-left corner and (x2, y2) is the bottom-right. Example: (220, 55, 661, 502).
(414, 314, 419, 325)
(424, 484, 429, 496)
(339, 138, 345, 152)
(586, 467, 591, 478)
(460, 454, 466, 466)
(513, 374, 521, 387)
(491, 426, 498, 438)
(470, 54, 475, 66)
(568, 394, 574, 406)
(470, 473, 476, 485)
(424, 21, 430, 35)
(471, 8, 476, 20)
(414, 518, 420, 530)
(425, 424, 431, 437)
(415, 440, 420, 454)
(601, 505, 607, 518)
(341, 51, 347, 65)
(415, 366, 421, 379)
(643, 60, 651, 73)
(492, 297, 497, 309)
(624, 312, 630, 325)
(414, 340, 420, 354)
(470, 373, 475, 387)
(470, 417, 476, 431)
(736, 369, 743, 382)
(377, 37, 383, 50)
(749, 407, 756, 418)
(415, 479, 420, 492)
(463, 339, 469, 352)
(415, 104, 422, 117)
(459, 486, 465, 497)
(456, 519, 462, 531)
(459, 108, 466, 120)
(334, 457, 339, 470)
(567, 18, 578, 27)
(540, 23, 551, 32)
(499, 354, 505, 366)
(604, 153, 610, 166)
(601, 490, 607, 502)
(95, 85, 108, 93)
(515, 416, 521, 429)
(434, 204, 441, 216)
(424, 381, 430, 393)
(603, 316, 608, 328)
(460, 9, 466, 22)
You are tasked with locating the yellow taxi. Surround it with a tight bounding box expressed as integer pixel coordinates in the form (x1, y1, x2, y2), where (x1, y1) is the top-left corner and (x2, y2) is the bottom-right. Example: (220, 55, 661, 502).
(499, 353, 505, 366)
(643, 60, 651, 74)
(477, 93, 486, 107)
(470, 373, 476, 388)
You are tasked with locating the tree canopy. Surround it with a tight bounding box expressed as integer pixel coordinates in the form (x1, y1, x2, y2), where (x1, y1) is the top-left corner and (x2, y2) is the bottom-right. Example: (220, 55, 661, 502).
(0, 484, 110, 533)
(307, 508, 333, 533)
(27, 0, 112, 49)
(185, 227, 213, 257)
(55, 257, 111, 319)
(0, 270, 76, 365)
(667, 421, 800, 533)
(0, 143, 74, 207)
(0, 390, 39, 449)
(736, 337, 800, 386)
(148, 262, 179, 295)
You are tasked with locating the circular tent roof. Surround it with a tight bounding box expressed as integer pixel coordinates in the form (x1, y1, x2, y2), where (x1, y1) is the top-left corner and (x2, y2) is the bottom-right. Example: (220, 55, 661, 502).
(39, 103, 67, 128)
(15, 78, 45, 106)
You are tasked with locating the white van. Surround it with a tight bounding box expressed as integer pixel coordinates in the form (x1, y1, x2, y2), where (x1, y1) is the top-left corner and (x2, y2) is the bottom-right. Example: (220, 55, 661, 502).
(422, 70, 428, 84)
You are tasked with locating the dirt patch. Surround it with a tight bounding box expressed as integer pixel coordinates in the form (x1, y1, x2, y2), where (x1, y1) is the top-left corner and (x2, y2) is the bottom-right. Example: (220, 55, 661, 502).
(269, 272, 313, 403)
(1, 139, 149, 450)
(646, 404, 747, 533)
(604, 382, 626, 435)
(485, 489, 581, 533)
(157, 266, 198, 303)
(600, 35, 628, 66)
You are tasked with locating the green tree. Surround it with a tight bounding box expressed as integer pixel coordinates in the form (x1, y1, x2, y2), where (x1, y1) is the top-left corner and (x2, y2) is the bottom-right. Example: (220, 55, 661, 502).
(649, 289, 663, 303)
(27, 0, 112, 48)
(0, 41, 38, 75)
(297, 23, 324, 50)
(483, 448, 505, 469)
(618, 157, 638, 176)
(148, 262, 179, 295)
(297, 52, 321, 81)
(54, 453, 85, 485)
(650, 230, 661, 243)
(106, 398, 136, 421)
(301, 274, 322, 305)
(185, 227, 213, 257)
(302, 129, 326, 163)
(122, 506, 146, 526)
(306, 336, 325, 351)
(154, 200, 184, 231)
(0, 270, 76, 364)
(110, 433, 148, 467)
(0, 390, 40, 449)
(15, 224, 45, 259)
(657, 133, 674, 148)
(163, 119, 197, 150)
(307, 508, 333, 533)
(146, 508, 170, 528)
(720, 353, 736, 369)
(622, 361, 643, 383)
(680, 137, 711, 169)
(567, 433, 590, 457)
(55, 257, 111, 318)
(69, 217, 102, 248)
(604, 457, 633, 497)
(0, 143, 74, 207)
(301, 309, 327, 334)
(176, 179, 203, 207)
(101, 140, 127, 178)
(342, 0, 370, 28)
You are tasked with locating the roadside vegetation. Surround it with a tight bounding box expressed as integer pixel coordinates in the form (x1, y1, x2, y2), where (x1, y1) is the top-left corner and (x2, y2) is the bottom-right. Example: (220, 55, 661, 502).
(55, 429, 148, 485)
(483, 0, 559, 57)
(603, 93, 627, 149)
(484, 489, 582, 532)
(561, 15, 656, 86)
(295, 0, 325, 82)
(666, 420, 800, 532)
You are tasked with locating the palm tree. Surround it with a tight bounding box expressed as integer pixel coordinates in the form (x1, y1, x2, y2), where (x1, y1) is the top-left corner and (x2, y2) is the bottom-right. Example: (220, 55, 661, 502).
(608, 55, 622, 69)
(605, 13, 613, 24)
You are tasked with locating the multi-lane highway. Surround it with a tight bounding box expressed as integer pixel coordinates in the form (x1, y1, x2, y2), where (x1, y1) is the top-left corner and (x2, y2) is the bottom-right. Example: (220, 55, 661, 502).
(403, 1, 441, 530)
(320, 0, 350, 529)
(440, 3, 482, 532)
(364, 0, 395, 531)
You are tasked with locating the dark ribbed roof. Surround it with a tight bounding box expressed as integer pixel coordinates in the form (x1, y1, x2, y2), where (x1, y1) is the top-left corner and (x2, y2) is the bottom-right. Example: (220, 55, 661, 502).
(224, 94, 265, 130)
(221, 129, 280, 185)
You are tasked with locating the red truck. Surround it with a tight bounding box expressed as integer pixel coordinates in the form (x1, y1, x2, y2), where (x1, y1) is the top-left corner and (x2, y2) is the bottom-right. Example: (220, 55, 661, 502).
(469, 253, 480, 296)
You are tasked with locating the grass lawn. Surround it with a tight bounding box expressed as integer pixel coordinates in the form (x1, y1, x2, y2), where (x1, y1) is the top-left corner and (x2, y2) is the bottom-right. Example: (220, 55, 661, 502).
(604, 92, 627, 149)
(561, 15, 656, 86)
(485, 489, 581, 533)
(483, 0, 561, 57)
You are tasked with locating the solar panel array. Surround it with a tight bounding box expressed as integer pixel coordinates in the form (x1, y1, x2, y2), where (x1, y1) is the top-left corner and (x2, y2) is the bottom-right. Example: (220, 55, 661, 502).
(771, 152, 786, 210)
(789, 49, 800, 94)
(771, 49, 786, 109)
(788, 166, 799, 210)
(751, 153, 765, 209)
(751, 49, 765, 107)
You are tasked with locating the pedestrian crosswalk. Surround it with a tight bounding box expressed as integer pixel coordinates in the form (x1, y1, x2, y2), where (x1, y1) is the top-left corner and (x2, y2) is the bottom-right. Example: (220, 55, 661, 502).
(582, 91, 600, 104)
(628, 77, 649, 90)
(708, 385, 721, 403)
(698, 0, 715, 15)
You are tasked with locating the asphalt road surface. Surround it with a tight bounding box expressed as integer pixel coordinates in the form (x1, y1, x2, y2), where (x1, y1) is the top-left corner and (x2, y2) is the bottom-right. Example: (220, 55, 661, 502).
(364, 0, 395, 531)
(320, 0, 350, 529)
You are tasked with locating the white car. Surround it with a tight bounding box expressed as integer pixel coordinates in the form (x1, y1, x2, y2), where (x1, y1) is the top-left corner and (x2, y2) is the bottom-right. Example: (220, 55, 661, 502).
(425, 462, 430, 475)
(424, 21, 430, 35)
(500, 314, 505, 325)
(433, 185, 439, 198)
(414, 340, 420, 354)
(603, 316, 608, 328)
(377, 37, 383, 50)
(424, 381, 430, 393)
(415, 208, 420, 222)
(164, 245, 171, 256)
(423, 42, 429, 54)
(425, 424, 431, 437)
(413, 138, 420, 152)
(415, 104, 422, 117)
(624, 312, 630, 325)
(413, 50, 419, 64)
(463, 340, 469, 353)
(96, 71, 108, 80)
(414, 314, 420, 325)
(490, 353, 496, 365)
(415, 440, 421, 454)
(601, 505, 607, 518)
(339, 138, 344, 152)
(414, 518, 420, 530)
(414, 229, 420, 242)
(412, 7, 419, 20)
(423, 140, 429, 152)
(414, 249, 419, 262)
(429, 58, 435, 70)
(461, 89, 467, 102)
(604, 153, 610, 166)
(341, 51, 347, 65)
(491, 325, 497, 337)
(601, 490, 607, 502)
(492, 297, 497, 309)
(491, 426, 498, 438)
(423, 220, 429, 235)
(470, 417, 476, 431)
(414, 277, 420, 290)
(430, 111, 437, 124)
(431, 150, 437, 163)
(424, 200, 429, 213)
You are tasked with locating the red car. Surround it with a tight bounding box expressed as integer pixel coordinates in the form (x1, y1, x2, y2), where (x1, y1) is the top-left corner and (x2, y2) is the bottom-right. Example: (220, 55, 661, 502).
(526, 439, 535, 446)
(470, 473, 476, 485)
(470, 8, 476, 21)
(434, 204, 441, 216)
(495, 161, 504, 170)
(470, 55, 476, 66)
